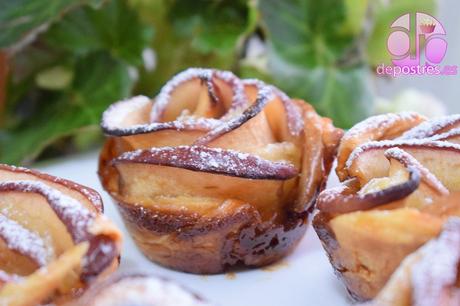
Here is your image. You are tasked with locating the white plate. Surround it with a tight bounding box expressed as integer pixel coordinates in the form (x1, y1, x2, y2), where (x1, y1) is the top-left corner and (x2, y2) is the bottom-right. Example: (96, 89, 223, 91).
(37, 151, 351, 306)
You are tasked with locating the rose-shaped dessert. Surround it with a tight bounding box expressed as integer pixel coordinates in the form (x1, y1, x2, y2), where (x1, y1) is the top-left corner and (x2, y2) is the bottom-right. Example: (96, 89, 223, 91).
(99, 68, 342, 273)
(314, 113, 460, 301)
(0, 164, 122, 306)
(362, 217, 460, 306)
(69, 274, 213, 306)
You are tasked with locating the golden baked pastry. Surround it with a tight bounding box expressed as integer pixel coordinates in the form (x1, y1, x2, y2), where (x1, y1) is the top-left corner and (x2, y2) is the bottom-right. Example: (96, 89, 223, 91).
(362, 217, 460, 306)
(99, 68, 342, 273)
(0, 164, 122, 306)
(69, 274, 212, 306)
(313, 113, 460, 301)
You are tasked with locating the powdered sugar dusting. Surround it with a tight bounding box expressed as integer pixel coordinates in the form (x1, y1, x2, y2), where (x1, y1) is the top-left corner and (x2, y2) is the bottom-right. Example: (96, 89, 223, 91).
(0, 164, 103, 212)
(101, 68, 304, 139)
(0, 214, 50, 266)
(344, 112, 422, 139)
(399, 114, 460, 140)
(427, 127, 460, 142)
(242, 79, 303, 136)
(346, 139, 460, 169)
(384, 147, 449, 195)
(411, 217, 460, 306)
(102, 95, 151, 131)
(150, 68, 247, 122)
(0, 180, 95, 242)
(92, 275, 212, 306)
(116, 145, 297, 180)
(193, 85, 275, 146)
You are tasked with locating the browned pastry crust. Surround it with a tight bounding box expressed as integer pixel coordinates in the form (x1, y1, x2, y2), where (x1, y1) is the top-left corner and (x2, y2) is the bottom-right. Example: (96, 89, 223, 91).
(313, 113, 460, 301)
(362, 217, 460, 306)
(0, 164, 122, 306)
(98, 68, 342, 274)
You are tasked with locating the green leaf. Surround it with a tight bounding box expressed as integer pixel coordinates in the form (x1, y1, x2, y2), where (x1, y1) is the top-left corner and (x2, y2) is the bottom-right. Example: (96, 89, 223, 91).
(259, 0, 357, 68)
(0, 0, 102, 49)
(169, 0, 249, 56)
(242, 52, 372, 128)
(44, 0, 154, 65)
(130, 0, 251, 97)
(367, 0, 435, 66)
(0, 52, 133, 164)
(257, 0, 372, 128)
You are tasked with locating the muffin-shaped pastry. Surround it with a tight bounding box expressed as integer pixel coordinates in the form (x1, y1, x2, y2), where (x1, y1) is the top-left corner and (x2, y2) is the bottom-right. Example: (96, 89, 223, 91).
(362, 217, 460, 306)
(69, 274, 212, 306)
(313, 113, 460, 301)
(99, 68, 342, 273)
(0, 164, 122, 306)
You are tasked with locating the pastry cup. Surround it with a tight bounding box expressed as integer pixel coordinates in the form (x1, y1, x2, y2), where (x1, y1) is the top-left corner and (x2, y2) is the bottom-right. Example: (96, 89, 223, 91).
(99, 68, 342, 273)
(313, 114, 460, 301)
(0, 164, 122, 305)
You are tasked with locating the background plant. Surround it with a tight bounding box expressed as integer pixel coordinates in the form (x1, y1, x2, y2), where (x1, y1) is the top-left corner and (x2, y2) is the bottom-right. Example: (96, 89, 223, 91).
(0, 0, 435, 164)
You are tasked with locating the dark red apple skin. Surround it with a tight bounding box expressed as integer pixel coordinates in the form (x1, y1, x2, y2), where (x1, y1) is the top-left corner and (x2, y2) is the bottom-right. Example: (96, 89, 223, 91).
(0, 164, 103, 212)
(317, 166, 420, 214)
(113, 145, 298, 180)
(0, 164, 120, 284)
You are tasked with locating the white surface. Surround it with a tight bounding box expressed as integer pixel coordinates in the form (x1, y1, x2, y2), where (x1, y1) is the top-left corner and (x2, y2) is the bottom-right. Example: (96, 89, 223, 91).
(37, 150, 351, 306)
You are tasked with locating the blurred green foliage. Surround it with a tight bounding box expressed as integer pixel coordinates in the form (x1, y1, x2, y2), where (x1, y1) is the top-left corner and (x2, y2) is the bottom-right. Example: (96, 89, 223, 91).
(0, 0, 434, 164)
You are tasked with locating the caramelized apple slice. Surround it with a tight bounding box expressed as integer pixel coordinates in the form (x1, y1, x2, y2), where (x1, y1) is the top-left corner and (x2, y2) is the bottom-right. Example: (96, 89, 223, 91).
(0, 243, 88, 306)
(428, 127, 460, 144)
(317, 150, 421, 214)
(336, 113, 426, 180)
(193, 85, 276, 149)
(101, 69, 248, 150)
(0, 164, 122, 304)
(150, 68, 246, 122)
(347, 140, 460, 190)
(0, 164, 103, 212)
(398, 114, 460, 140)
(113, 146, 297, 219)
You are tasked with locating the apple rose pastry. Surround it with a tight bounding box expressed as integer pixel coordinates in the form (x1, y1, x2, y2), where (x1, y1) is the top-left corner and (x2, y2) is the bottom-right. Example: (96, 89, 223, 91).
(0, 164, 122, 306)
(99, 68, 342, 273)
(69, 274, 212, 306)
(361, 217, 460, 306)
(313, 113, 460, 301)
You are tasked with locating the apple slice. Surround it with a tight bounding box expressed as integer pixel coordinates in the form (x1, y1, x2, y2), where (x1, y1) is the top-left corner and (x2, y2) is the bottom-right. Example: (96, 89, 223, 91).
(0, 164, 121, 296)
(318, 147, 451, 214)
(398, 114, 460, 140)
(113, 146, 298, 219)
(384, 148, 448, 196)
(317, 159, 420, 214)
(428, 127, 460, 144)
(346, 140, 460, 190)
(193, 85, 275, 146)
(101, 96, 219, 150)
(336, 112, 426, 180)
(150, 68, 247, 122)
(0, 164, 102, 212)
(243, 79, 304, 141)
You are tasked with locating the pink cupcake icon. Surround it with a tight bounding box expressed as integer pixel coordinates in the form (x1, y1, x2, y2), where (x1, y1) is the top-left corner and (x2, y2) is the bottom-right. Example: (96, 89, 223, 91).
(420, 18, 436, 34)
